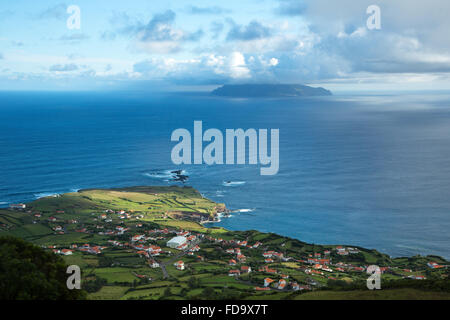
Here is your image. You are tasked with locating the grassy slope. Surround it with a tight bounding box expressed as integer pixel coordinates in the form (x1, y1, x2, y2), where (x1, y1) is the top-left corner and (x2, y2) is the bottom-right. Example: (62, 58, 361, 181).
(295, 288, 450, 300)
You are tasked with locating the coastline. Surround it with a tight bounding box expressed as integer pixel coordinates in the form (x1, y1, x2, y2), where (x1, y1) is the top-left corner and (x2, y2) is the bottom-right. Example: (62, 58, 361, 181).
(17, 186, 450, 261)
(2, 185, 449, 261)
(1, 185, 449, 300)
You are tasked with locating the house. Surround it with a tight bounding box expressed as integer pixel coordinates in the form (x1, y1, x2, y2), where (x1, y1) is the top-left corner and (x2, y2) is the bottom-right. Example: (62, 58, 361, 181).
(427, 262, 443, 269)
(149, 260, 159, 268)
(9, 203, 26, 209)
(131, 234, 144, 242)
(281, 274, 289, 279)
(299, 285, 311, 291)
(380, 267, 389, 274)
(255, 287, 270, 291)
(226, 248, 235, 254)
(237, 254, 246, 262)
(229, 259, 237, 266)
(174, 260, 185, 270)
(265, 258, 274, 263)
(177, 230, 190, 237)
(266, 268, 277, 274)
(88, 246, 102, 255)
(291, 282, 300, 291)
(149, 245, 162, 255)
(48, 217, 57, 222)
(176, 242, 188, 250)
(228, 269, 241, 277)
(336, 247, 349, 255)
(273, 252, 284, 259)
(264, 278, 274, 287)
(137, 250, 149, 258)
(189, 245, 200, 252)
(277, 279, 287, 290)
(252, 241, 262, 248)
(167, 236, 187, 249)
(187, 235, 196, 241)
(409, 275, 426, 280)
(241, 266, 252, 273)
(61, 249, 73, 256)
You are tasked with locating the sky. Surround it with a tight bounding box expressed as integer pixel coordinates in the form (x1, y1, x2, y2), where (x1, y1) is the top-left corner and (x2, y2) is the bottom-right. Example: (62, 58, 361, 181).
(1, 0, 450, 91)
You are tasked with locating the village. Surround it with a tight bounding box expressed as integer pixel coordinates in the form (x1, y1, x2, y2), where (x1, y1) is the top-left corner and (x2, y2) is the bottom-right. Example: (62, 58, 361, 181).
(1, 187, 449, 300)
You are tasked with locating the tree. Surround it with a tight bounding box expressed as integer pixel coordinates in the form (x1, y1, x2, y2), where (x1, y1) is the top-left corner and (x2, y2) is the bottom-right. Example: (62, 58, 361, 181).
(0, 236, 86, 300)
(188, 276, 199, 289)
(163, 287, 171, 297)
(201, 287, 215, 299)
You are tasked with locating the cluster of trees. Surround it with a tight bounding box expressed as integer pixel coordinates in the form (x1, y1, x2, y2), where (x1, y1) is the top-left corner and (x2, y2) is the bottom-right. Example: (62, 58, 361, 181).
(83, 277, 107, 293)
(0, 236, 86, 300)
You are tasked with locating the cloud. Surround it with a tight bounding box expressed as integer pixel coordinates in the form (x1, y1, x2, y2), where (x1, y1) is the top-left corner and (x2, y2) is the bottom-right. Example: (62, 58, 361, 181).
(280, 0, 450, 79)
(275, 0, 306, 16)
(227, 20, 273, 41)
(49, 64, 79, 72)
(210, 21, 224, 39)
(37, 3, 67, 20)
(133, 51, 252, 83)
(59, 33, 90, 42)
(187, 6, 231, 15)
(111, 10, 203, 53)
(11, 41, 24, 47)
(0, 53, 3, 59)
(7, 0, 450, 88)
(100, 31, 116, 41)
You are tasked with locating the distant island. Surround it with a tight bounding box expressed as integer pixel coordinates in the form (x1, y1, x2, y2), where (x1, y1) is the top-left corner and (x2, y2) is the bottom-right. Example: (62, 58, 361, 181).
(211, 84, 332, 97)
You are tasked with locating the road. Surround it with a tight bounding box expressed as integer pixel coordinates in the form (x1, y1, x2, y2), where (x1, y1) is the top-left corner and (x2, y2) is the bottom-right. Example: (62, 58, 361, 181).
(157, 238, 203, 279)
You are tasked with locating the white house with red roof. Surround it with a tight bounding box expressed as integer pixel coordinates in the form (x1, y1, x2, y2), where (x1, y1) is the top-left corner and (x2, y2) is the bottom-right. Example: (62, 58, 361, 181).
(61, 249, 73, 255)
(264, 278, 274, 287)
(174, 260, 185, 270)
(241, 266, 251, 273)
(277, 279, 287, 290)
(228, 269, 241, 277)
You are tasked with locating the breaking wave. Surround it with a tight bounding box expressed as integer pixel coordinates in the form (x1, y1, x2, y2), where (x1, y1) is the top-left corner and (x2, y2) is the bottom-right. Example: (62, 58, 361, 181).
(222, 181, 246, 187)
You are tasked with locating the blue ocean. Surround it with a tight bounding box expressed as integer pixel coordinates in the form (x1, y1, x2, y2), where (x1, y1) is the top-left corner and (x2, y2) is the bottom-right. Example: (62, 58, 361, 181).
(1, 90, 450, 259)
